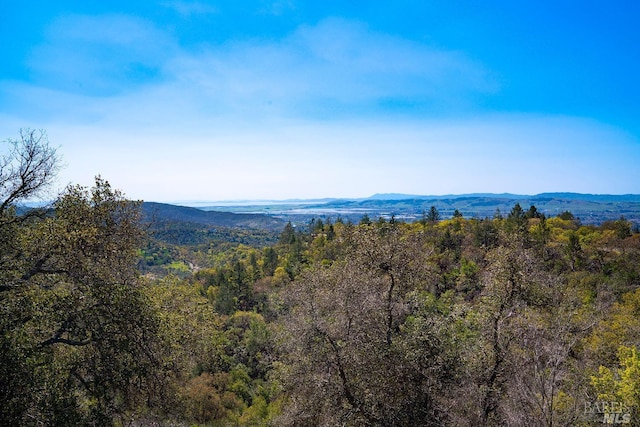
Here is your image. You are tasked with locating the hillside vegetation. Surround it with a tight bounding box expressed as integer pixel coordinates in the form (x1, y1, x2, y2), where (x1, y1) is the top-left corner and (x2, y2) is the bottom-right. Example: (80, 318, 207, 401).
(142, 202, 285, 232)
(3, 131, 640, 426)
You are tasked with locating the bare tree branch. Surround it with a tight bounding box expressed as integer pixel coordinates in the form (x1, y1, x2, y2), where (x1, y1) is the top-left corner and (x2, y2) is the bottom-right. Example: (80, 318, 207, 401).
(0, 129, 60, 215)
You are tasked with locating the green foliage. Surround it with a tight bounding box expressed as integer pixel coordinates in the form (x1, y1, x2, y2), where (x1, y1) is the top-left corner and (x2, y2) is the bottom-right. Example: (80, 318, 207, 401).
(3, 132, 640, 425)
(6, 192, 638, 426)
(279, 221, 296, 245)
(262, 247, 278, 277)
(558, 210, 575, 221)
(592, 346, 640, 414)
(525, 204, 543, 219)
(359, 212, 372, 225)
(427, 205, 441, 222)
(473, 218, 499, 248)
(506, 202, 528, 233)
(1, 177, 168, 424)
(600, 217, 631, 240)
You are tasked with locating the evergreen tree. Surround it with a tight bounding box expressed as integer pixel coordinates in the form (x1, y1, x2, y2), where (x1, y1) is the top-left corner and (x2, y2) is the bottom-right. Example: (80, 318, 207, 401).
(507, 203, 528, 233)
(262, 247, 278, 277)
(427, 205, 441, 222)
(558, 210, 575, 221)
(360, 213, 372, 225)
(525, 204, 544, 219)
(279, 221, 296, 245)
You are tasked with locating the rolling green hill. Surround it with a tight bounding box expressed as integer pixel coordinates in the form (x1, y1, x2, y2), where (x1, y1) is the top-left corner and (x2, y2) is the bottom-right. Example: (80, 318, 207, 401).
(142, 202, 285, 232)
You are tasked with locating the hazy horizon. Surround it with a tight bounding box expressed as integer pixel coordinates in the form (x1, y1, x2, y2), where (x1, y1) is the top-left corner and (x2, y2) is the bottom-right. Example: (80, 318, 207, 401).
(163, 191, 640, 207)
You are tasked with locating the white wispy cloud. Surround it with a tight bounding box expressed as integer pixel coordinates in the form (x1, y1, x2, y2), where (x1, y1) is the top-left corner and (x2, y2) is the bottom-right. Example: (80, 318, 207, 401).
(165, 18, 496, 116)
(1, 13, 637, 200)
(17, 15, 495, 119)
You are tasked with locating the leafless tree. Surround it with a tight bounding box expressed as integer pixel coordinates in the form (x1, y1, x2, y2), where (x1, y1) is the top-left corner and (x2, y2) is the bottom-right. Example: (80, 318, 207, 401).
(0, 129, 60, 215)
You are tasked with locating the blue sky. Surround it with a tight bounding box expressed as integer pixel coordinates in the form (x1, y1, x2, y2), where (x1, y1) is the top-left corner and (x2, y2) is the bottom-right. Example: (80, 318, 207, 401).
(1, 1, 639, 201)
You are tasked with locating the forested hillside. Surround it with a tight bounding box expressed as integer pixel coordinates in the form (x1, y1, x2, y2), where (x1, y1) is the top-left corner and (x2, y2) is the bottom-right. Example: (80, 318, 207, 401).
(139, 202, 282, 276)
(142, 202, 285, 232)
(3, 132, 640, 426)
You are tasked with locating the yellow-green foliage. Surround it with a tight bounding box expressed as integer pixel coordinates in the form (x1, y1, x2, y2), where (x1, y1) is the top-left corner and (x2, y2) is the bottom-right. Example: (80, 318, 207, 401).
(592, 346, 640, 411)
(585, 289, 640, 366)
(5, 185, 640, 426)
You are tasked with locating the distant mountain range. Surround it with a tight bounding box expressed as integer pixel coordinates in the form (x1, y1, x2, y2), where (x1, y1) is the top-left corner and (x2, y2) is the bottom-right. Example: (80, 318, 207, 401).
(187, 193, 640, 226)
(367, 192, 640, 203)
(135, 193, 640, 233)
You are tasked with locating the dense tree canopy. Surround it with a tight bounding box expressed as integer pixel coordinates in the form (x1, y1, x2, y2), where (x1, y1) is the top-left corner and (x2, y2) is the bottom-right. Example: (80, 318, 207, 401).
(1, 176, 168, 424)
(2, 130, 640, 426)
